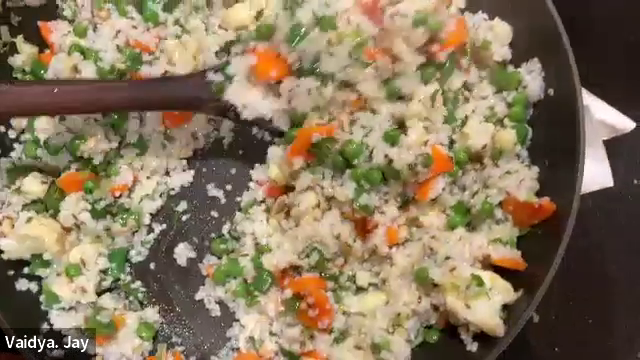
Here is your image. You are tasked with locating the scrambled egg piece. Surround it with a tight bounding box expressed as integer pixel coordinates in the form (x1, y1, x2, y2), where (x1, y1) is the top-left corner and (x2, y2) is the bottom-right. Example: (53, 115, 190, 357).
(0, 215, 65, 260)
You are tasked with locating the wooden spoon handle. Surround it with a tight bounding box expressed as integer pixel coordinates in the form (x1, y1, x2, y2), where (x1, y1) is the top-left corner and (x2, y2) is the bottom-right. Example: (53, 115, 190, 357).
(0, 74, 212, 118)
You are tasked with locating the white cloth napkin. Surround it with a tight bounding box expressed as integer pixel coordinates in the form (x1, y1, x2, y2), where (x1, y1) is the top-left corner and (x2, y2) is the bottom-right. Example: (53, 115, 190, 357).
(581, 88, 636, 194)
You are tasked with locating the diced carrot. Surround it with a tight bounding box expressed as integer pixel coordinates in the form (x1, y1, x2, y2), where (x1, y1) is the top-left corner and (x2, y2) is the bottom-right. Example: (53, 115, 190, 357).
(287, 124, 337, 161)
(234, 352, 261, 360)
(301, 350, 327, 360)
(205, 264, 215, 277)
(131, 72, 145, 80)
(110, 184, 131, 197)
(276, 267, 297, 288)
(129, 39, 156, 54)
(297, 288, 334, 331)
(37, 21, 55, 52)
(147, 357, 156, 360)
(39, 50, 53, 66)
(358, 0, 384, 27)
(352, 216, 377, 240)
(501, 195, 557, 228)
(250, 47, 291, 83)
(95, 335, 111, 346)
(113, 314, 126, 331)
(363, 46, 390, 62)
(287, 274, 328, 293)
(162, 111, 194, 129)
(171, 351, 184, 360)
(350, 96, 366, 111)
(433, 16, 469, 53)
(491, 256, 528, 271)
(386, 225, 400, 246)
(57, 171, 97, 194)
(264, 182, 286, 198)
(430, 144, 454, 176)
(415, 176, 437, 202)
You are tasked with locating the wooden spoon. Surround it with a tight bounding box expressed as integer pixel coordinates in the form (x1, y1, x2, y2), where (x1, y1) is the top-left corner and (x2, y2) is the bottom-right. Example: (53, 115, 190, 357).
(0, 71, 281, 134)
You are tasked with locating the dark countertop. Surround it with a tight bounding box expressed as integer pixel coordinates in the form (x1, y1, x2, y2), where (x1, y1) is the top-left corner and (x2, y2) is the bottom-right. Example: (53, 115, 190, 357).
(501, 0, 640, 359)
(2, 1, 638, 359)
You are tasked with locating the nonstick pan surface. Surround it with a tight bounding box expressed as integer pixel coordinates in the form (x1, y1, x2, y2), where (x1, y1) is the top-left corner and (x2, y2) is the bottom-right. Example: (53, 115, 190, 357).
(0, 0, 584, 359)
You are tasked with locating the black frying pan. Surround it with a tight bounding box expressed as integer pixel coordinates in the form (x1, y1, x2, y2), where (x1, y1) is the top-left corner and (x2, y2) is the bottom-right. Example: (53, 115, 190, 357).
(0, 0, 584, 359)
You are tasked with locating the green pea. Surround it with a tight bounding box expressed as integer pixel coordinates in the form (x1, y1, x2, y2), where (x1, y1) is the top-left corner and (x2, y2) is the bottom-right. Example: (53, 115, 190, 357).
(251, 268, 275, 294)
(355, 202, 374, 216)
(382, 128, 401, 147)
(256, 244, 271, 254)
(328, 153, 348, 173)
(107, 247, 128, 278)
(421, 153, 433, 168)
(381, 164, 401, 181)
(67, 134, 87, 158)
(283, 295, 302, 314)
(363, 167, 383, 187)
(23, 140, 40, 159)
(73, 22, 89, 38)
(371, 339, 391, 355)
(287, 22, 311, 47)
(97, 65, 121, 80)
(419, 63, 439, 84)
(513, 123, 530, 145)
(212, 266, 229, 285)
(384, 79, 403, 101)
(423, 327, 441, 344)
(68, 43, 85, 56)
(84, 48, 101, 63)
(412, 12, 429, 28)
(82, 179, 97, 194)
(340, 139, 365, 164)
(232, 280, 250, 299)
(65, 263, 83, 278)
(86, 315, 116, 337)
(212, 81, 226, 97)
(42, 284, 60, 308)
(447, 201, 470, 229)
(132, 134, 148, 155)
(452, 147, 470, 167)
(122, 47, 143, 72)
(508, 104, 527, 123)
(23, 201, 46, 214)
(439, 54, 457, 85)
(29, 59, 48, 80)
(224, 257, 244, 278)
(511, 91, 529, 108)
(90, 205, 108, 220)
(289, 111, 307, 128)
(142, 7, 160, 26)
(317, 15, 337, 32)
(413, 266, 432, 286)
(254, 23, 276, 41)
(43, 138, 64, 156)
(477, 199, 495, 219)
(43, 184, 65, 214)
(310, 137, 338, 163)
(489, 65, 522, 92)
(29, 254, 51, 274)
(210, 236, 234, 257)
(136, 321, 156, 341)
(106, 164, 119, 178)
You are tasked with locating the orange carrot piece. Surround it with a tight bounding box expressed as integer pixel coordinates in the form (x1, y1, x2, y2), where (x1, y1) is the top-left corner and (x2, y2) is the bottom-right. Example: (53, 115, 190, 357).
(39, 50, 53, 66)
(131, 72, 145, 80)
(363, 46, 389, 62)
(57, 171, 97, 194)
(287, 274, 328, 293)
(95, 335, 111, 346)
(264, 182, 286, 198)
(491, 256, 528, 271)
(129, 39, 156, 54)
(110, 184, 131, 197)
(415, 176, 438, 202)
(430, 144, 454, 176)
(251, 47, 291, 83)
(287, 124, 337, 161)
(276, 267, 297, 288)
(162, 111, 194, 129)
(234, 352, 261, 360)
(171, 351, 184, 360)
(37, 21, 55, 52)
(113, 314, 126, 331)
(205, 264, 215, 277)
(501, 195, 557, 228)
(441, 16, 469, 51)
(350, 96, 366, 111)
(301, 350, 327, 360)
(147, 357, 157, 360)
(386, 225, 400, 246)
(358, 0, 384, 27)
(297, 288, 334, 331)
(352, 216, 377, 240)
